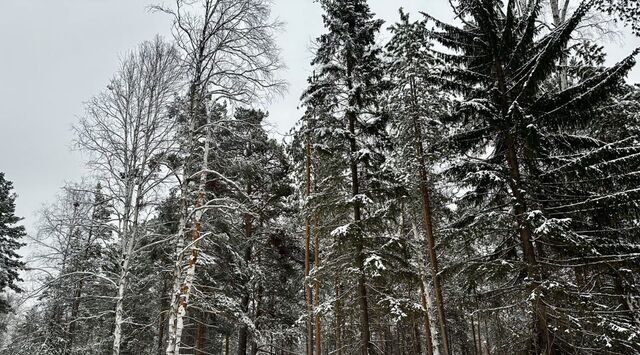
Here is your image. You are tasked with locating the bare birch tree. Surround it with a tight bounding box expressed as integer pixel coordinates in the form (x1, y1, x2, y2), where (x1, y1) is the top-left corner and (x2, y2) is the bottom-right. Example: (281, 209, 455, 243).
(74, 37, 182, 355)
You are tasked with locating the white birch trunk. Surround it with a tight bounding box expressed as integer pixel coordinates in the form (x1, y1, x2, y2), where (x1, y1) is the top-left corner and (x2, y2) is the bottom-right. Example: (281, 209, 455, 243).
(166, 118, 210, 355)
(412, 222, 441, 355)
(165, 184, 189, 354)
(112, 269, 127, 355)
(111, 183, 134, 355)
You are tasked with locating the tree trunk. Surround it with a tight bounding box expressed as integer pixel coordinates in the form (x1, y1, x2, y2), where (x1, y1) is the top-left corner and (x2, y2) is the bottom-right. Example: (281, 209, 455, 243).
(470, 314, 478, 355)
(313, 216, 322, 355)
(165, 177, 190, 355)
(67, 218, 95, 354)
(504, 133, 553, 354)
(166, 121, 210, 354)
(419, 283, 435, 355)
(409, 76, 450, 355)
(494, 52, 553, 353)
(304, 125, 314, 355)
(412, 221, 438, 355)
(113, 198, 138, 355)
(156, 279, 169, 355)
(112, 264, 127, 355)
(250, 284, 263, 355)
(412, 319, 422, 355)
(334, 277, 343, 355)
(237, 275, 251, 355)
(482, 317, 491, 355)
(168, 188, 205, 355)
(550, 0, 570, 90)
(238, 179, 256, 355)
(348, 107, 373, 355)
(195, 312, 207, 355)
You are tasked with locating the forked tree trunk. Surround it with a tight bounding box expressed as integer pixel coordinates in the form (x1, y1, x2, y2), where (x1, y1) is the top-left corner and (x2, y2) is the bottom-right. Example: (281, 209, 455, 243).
(167, 188, 206, 355)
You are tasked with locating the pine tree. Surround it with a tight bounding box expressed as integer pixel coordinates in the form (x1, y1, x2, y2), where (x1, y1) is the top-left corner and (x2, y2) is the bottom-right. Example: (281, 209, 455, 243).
(0, 172, 25, 314)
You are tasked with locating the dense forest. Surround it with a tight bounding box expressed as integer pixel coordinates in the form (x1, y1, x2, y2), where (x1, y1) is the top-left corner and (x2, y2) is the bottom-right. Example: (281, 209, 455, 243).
(1, 0, 640, 354)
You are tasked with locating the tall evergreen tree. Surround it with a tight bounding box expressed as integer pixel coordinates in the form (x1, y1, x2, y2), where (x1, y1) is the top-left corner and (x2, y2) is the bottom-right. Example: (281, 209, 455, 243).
(0, 172, 25, 314)
(385, 10, 454, 354)
(426, 0, 640, 352)
(302, 1, 399, 353)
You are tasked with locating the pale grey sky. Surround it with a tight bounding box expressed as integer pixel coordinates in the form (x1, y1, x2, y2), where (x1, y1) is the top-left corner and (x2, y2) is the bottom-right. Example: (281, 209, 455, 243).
(0, 0, 638, 240)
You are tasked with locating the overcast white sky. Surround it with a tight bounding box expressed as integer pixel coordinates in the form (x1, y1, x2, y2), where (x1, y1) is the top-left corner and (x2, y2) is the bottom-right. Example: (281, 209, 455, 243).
(1, 0, 638, 240)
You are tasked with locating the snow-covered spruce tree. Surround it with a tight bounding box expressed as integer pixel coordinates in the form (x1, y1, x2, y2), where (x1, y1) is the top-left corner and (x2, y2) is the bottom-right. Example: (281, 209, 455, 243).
(0, 172, 25, 315)
(384, 10, 457, 355)
(301, 1, 406, 353)
(426, 0, 640, 352)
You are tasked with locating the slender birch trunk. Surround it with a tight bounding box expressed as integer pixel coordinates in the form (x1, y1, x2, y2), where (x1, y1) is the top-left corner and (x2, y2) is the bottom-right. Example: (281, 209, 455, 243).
(112, 227, 135, 355)
(112, 266, 127, 355)
(550, 0, 570, 90)
(112, 183, 135, 355)
(165, 202, 188, 354)
(166, 114, 210, 355)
